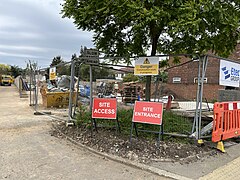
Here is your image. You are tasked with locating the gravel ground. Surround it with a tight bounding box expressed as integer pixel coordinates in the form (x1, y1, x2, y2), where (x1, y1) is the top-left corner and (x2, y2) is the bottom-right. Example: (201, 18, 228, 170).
(51, 121, 218, 165)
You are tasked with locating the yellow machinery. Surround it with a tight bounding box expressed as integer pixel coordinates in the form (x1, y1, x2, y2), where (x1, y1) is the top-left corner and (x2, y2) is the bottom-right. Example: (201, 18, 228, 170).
(10, 76, 14, 84)
(40, 88, 77, 108)
(0, 75, 12, 86)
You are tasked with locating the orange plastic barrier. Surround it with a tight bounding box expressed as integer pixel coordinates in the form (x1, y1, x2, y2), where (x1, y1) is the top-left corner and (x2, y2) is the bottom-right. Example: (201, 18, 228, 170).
(212, 101, 240, 142)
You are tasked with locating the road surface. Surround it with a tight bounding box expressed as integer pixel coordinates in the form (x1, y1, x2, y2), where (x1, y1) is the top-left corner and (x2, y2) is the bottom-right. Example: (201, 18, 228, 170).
(0, 86, 168, 180)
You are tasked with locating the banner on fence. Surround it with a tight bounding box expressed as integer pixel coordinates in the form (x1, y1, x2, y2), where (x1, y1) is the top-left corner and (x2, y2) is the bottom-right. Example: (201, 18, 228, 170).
(219, 60, 240, 87)
(92, 98, 117, 119)
(134, 57, 159, 75)
(132, 101, 163, 125)
(49, 67, 56, 80)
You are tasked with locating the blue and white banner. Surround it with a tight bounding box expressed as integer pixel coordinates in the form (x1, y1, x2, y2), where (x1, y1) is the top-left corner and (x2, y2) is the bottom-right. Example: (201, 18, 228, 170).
(219, 60, 240, 87)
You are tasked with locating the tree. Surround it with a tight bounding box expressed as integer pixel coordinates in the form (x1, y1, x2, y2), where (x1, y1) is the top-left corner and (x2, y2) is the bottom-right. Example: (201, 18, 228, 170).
(25, 60, 38, 77)
(10, 65, 23, 77)
(123, 73, 139, 82)
(61, 0, 240, 100)
(160, 1, 240, 57)
(79, 64, 115, 81)
(0, 64, 11, 74)
(50, 56, 64, 66)
(50, 56, 70, 76)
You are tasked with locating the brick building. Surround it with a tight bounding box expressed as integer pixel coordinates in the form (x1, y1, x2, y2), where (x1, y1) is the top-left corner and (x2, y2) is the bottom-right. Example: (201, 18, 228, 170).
(164, 44, 240, 101)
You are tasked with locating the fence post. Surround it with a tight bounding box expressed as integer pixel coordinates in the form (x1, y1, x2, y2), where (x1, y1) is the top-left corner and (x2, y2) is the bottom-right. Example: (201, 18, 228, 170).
(90, 64, 93, 113)
(29, 67, 32, 106)
(68, 58, 75, 124)
(35, 68, 40, 112)
(192, 55, 201, 135)
(73, 62, 80, 117)
(198, 55, 208, 140)
(19, 76, 22, 97)
(193, 55, 208, 142)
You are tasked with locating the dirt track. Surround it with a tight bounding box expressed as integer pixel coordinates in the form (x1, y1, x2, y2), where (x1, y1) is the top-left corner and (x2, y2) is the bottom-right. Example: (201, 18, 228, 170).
(0, 86, 168, 179)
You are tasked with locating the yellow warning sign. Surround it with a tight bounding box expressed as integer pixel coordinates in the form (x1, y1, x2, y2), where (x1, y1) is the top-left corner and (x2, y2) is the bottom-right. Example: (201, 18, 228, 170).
(49, 67, 56, 80)
(134, 57, 159, 75)
(143, 58, 150, 64)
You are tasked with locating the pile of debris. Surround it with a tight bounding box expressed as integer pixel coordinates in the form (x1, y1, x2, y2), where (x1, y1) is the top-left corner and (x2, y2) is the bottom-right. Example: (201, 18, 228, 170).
(39, 75, 77, 108)
(45, 75, 76, 92)
(96, 79, 118, 98)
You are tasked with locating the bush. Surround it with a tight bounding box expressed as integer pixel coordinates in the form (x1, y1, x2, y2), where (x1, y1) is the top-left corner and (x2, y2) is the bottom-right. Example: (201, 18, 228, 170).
(75, 105, 91, 128)
(76, 106, 193, 141)
(123, 73, 139, 82)
(117, 108, 134, 135)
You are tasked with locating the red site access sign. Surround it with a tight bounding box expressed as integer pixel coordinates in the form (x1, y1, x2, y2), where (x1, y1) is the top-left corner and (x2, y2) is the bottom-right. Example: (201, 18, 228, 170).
(132, 101, 163, 125)
(92, 98, 117, 119)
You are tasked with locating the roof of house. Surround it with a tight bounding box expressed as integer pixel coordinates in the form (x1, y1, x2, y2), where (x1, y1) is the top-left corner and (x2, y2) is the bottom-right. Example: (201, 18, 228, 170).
(114, 67, 134, 74)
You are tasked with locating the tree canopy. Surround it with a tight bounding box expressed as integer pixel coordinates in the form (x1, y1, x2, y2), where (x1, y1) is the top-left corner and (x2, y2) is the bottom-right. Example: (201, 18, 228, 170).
(50, 56, 70, 75)
(10, 65, 23, 78)
(50, 56, 65, 67)
(0, 64, 11, 74)
(123, 73, 139, 82)
(61, 0, 240, 100)
(79, 64, 115, 81)
(62, 0, 240, 58)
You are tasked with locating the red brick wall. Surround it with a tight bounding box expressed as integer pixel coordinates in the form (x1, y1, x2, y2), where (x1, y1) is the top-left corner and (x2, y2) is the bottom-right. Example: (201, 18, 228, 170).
(167, 58, 220, 84)
(164, 84, 224, 101)
(164, 44, 240, 101)
(166, 58, 224, 101)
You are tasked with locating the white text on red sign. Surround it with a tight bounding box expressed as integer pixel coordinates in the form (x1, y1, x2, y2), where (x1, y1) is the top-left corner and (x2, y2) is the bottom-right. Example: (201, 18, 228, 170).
(92, 98, 117, 119)
(134, 106, 161, 118)
(132, 101, 163, 125)
(99, 102, 110, 107)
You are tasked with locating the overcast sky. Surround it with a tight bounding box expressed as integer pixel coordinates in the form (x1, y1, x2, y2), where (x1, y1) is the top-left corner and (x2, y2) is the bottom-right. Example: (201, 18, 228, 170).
(0, 0, 94, 68)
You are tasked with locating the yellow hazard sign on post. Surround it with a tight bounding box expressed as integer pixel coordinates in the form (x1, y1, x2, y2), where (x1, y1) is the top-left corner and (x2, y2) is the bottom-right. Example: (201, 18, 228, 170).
(134, 57, 159, 75)
(49, 67, 56, 80)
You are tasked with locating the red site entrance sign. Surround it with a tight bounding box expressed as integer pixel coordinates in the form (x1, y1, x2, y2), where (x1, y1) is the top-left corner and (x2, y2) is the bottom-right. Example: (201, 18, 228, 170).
(92, 98, 117, 119)
(132, 101, 163, 125)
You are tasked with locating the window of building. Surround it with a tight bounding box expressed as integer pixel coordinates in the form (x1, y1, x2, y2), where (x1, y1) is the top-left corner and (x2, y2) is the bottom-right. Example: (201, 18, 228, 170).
(194, 77, 208, 83)
(173, 77, 181, 83)
(192, 57, 199, 61)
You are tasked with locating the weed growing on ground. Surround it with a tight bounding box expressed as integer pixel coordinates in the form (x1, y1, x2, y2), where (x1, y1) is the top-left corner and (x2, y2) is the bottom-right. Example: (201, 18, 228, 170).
(75, 105, 91, 128)
(162, 111, 192, 134)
